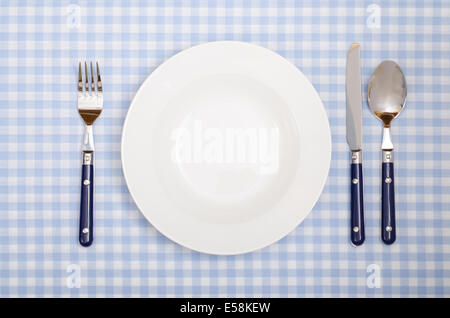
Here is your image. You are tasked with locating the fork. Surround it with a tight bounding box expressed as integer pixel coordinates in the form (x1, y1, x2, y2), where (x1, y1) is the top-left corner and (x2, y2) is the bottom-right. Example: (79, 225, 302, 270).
(78, 61, 103, 247)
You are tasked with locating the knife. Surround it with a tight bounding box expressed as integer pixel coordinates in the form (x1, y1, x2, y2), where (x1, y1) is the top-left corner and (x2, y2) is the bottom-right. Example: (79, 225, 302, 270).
(346, 43, 365, 246)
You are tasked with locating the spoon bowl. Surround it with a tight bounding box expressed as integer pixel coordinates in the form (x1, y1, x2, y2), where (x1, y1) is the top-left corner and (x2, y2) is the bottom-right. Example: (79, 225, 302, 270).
(367, 60, 407, 245)
(368, 60, 407, 127)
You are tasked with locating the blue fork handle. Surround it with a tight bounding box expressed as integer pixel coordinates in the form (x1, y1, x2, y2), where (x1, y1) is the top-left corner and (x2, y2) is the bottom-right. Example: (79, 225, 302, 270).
(381, 154, 396, 244)
(350, 159, 365, 246)
(79, 152, 94, 247)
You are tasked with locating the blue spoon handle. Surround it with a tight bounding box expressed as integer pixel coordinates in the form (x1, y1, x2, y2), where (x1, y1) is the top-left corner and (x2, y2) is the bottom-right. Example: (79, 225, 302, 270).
(350, 151, 365, 246)
(79, 152, 94, 247)
(381, 150, 396, 244)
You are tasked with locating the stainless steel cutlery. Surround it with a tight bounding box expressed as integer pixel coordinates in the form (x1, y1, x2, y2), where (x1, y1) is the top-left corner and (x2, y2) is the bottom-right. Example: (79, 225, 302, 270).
(77, 61, 103, 247)
(368, 61, 407, 245)
(346, 43, 365, 246)
(72, 53, 406, 248)
(346, 45, 406, 245)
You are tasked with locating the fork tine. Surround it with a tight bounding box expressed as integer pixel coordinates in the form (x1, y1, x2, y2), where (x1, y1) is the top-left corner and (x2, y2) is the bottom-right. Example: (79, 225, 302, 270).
(90, 62, 95, 92)
(84, 62, 89, 92)
(96, 61, 102, 92)
(78, 62, 83, 92)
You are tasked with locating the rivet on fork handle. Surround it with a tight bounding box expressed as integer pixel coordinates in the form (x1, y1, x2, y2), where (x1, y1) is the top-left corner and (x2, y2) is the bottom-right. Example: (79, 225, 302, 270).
(79, 151, 94, 247)
(77, 61, 102, 247)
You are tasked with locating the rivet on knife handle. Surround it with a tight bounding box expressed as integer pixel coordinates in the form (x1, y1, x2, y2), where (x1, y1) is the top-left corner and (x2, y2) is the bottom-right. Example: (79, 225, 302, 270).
(346, 43, 365, 246)
(350, 151, 365, 246)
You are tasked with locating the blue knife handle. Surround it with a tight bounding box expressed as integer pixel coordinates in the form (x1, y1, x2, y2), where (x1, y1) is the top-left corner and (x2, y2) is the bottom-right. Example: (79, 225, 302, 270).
(381, 154, 395, 244)
(350, 158, 365, 246)
(79, 153, 94, 247)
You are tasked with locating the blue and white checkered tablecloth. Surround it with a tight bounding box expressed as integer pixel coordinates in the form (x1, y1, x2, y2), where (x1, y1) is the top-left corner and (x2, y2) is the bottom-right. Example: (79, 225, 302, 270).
(1, 0, 449, 297)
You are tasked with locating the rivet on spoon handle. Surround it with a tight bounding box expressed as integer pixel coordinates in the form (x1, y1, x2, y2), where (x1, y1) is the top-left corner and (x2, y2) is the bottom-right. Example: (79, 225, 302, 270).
(381, 150, 395, 244)
(367, 60, 406, 245)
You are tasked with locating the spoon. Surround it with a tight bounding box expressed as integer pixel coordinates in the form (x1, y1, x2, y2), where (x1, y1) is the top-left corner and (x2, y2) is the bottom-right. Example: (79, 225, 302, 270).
(368, 60, 407, 245)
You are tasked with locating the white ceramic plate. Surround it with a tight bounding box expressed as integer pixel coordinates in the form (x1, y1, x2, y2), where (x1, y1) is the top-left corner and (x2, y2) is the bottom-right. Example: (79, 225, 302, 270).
(122, 41, 331, 255)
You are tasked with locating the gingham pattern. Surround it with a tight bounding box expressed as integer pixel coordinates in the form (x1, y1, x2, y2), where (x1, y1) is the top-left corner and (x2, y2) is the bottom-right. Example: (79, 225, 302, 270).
(0, 0, 449, 297)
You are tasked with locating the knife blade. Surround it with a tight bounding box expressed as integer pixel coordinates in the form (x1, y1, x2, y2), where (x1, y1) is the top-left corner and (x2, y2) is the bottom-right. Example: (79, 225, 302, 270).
(346, 42, 365, 246)
(346, 43, 362, 151)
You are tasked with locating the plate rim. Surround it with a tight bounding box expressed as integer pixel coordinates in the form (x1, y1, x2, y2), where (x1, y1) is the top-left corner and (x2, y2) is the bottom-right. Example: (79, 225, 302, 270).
(121, 41, 331, 255)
